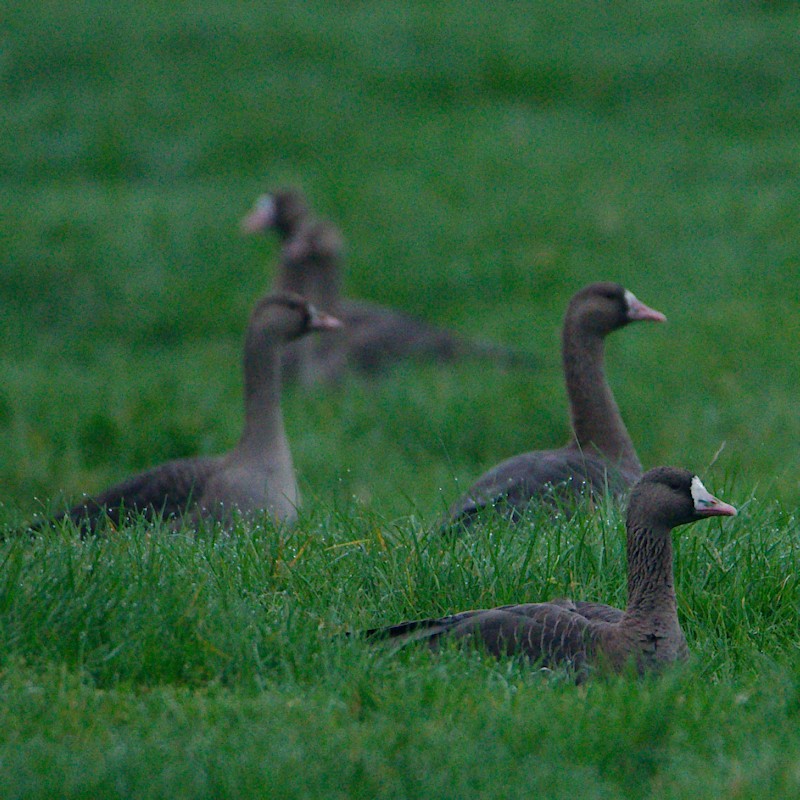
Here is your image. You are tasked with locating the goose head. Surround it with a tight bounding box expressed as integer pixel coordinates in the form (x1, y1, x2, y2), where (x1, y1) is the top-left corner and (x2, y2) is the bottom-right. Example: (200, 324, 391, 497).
(627, 466, 737, 531)
(568, 282, 666, 337)
(249, 291, 342, 345)
(241, 188, 309, 238)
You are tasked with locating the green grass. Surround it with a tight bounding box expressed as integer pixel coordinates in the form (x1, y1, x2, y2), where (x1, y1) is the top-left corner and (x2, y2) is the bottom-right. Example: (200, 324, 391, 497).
(2, 498, 800, 798)
(2, 0, 800, 796)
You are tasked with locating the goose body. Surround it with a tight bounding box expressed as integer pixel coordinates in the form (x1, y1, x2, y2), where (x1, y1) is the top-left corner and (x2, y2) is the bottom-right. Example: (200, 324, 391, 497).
(242, 188, 538, 384)
(448, 282, 665, 524)
(368, 467, 737, 677)
(40, 293, 341, 532)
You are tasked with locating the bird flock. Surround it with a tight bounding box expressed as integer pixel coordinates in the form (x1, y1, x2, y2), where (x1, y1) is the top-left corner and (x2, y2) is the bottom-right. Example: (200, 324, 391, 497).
(28, 187, 740, 681)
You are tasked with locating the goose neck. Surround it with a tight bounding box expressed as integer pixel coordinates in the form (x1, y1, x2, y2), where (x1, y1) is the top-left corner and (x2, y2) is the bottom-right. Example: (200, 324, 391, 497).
(561, 322, 640, 479)
(238, 338, 287, 460)
(277, 263, 341, 312)
(623, 523, 679, 623)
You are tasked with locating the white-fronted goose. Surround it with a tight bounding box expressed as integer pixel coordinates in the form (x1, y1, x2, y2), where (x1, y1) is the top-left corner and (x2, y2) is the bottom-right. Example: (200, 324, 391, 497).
(39, 293, 341, 533)
(368, 467, 737, 678)
(447, 282, 665, 525)
(241, 188, 539, 384)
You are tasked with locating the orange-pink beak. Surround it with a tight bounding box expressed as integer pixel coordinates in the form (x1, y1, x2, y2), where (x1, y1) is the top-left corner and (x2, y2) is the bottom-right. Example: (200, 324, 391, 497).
(691, 476, 737, 517)
(624, 290, 667, 323)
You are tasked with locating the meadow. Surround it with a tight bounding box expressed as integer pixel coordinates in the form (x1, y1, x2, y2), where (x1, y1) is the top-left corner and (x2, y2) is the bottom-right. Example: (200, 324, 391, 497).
(1, 0, 799, 796)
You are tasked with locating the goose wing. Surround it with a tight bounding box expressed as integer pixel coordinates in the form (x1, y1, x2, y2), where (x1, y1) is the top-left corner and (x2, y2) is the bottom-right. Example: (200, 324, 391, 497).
(367, 601, 602, 673)
(54, 456, 220, 532)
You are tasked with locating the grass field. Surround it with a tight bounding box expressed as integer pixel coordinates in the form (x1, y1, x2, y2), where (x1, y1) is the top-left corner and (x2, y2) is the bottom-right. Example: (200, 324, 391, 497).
(1, 1, 800, 797)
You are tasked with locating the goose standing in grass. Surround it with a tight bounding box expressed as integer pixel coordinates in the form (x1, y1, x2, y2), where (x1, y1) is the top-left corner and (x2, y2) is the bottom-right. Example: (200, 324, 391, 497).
(369, 467, 737, 678)
(447, 282, 666, 525)
(36, 293, 342, 533)
(241, 187, 539, 384)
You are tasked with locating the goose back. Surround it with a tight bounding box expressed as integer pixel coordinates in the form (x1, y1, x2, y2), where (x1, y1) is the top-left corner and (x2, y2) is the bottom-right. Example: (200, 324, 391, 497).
(59, 456, 220, 531)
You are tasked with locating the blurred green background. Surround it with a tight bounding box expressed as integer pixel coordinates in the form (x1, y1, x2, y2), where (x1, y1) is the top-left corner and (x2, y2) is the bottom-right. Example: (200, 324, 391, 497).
(1, 0, 798, 521)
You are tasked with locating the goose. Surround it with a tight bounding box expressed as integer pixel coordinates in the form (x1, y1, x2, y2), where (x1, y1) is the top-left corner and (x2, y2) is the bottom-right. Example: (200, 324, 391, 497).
(367, 467, 737, 678)
(37, 293, 341, 533)
(447, 282, 665, 525)
(241, 188, 539, 384)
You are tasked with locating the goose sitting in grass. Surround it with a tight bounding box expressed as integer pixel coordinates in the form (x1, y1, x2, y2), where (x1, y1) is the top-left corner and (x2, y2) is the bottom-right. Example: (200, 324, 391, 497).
(447, 282, 666, 526)
(368, 467, 736, 679)
(35, 293, 341, 534)
(242, 187, 539, 384)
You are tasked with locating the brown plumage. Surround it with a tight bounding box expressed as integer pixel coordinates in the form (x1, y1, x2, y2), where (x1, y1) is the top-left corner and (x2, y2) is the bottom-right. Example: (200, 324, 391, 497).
(241, 187, 539, 384)
(447, 282, 666, 525)
(35, 293, 342, 533)
(367, 467, 737, 679)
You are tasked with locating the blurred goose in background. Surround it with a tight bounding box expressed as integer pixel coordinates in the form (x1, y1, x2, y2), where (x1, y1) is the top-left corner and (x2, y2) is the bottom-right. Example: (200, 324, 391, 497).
(241, 187, 539, 384)
(368, 467, 737, 679)
(447, 282, 666, 525)
(35, 293, 341, 534)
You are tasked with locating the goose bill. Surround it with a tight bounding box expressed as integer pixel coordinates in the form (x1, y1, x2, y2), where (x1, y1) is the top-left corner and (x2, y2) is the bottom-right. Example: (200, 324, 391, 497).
(690, 475, 737, 517)
(624, 290, 667, 323)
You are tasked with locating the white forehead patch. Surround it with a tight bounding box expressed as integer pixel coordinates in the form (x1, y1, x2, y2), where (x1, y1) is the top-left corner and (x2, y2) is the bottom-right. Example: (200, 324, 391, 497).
(257, 194, 276, 214)
(690, 475, 715, 509)
(623, 289, 637, 311)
